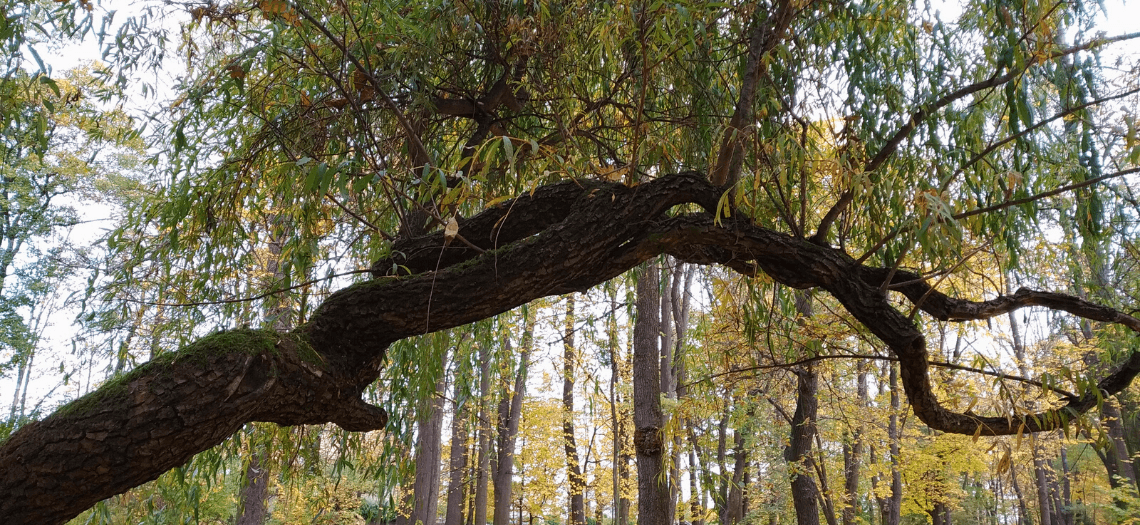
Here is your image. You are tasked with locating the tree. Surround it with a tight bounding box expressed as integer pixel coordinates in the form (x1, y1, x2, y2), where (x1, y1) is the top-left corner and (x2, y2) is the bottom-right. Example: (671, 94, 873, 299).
(3, 0, 1140, 523)
(561, 295, 588, 525)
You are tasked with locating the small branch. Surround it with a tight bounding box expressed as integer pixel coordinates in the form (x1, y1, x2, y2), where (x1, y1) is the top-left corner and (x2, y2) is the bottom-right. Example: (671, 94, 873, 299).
(682, 352, 1077, 399)
(122, 269, 379, 308)
(325, 193, 392, 240)
(856, 166, 1140, 264)
(811, 31, 1140, 245)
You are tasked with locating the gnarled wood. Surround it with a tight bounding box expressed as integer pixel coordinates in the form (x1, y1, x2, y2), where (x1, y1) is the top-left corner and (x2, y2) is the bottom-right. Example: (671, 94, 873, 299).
(2, 172, 1138, 523)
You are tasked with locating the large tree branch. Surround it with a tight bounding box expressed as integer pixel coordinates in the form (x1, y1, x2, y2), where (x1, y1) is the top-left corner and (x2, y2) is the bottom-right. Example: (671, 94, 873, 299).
(3, 172, 1137, 523)
(708, 0, 798, 188)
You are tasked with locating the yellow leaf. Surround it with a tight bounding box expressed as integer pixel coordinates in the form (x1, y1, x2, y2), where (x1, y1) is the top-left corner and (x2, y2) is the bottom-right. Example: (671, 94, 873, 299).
(444, 216, 459, 243)
(997, 448, 1011, 473)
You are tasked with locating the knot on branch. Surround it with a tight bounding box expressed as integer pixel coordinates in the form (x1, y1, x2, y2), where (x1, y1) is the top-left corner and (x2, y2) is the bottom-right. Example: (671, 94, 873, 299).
(369, 171, 722, 278)
(329, 399, 389, 432)
(634, 426, 663, 456)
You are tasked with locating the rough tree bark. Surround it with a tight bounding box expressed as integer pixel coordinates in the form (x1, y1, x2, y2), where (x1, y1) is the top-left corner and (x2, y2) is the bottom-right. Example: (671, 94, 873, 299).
(785, 366, 822, 525)
(410, 376, 447, 525)
(472, 340, 493, 525)
(493, 319, 532, 525)
(3, 173, 1140, 523)
(444, 365, 471, 525)
(562, 295, 587, 525)
(633, 261, 670, 524)
(841, 365, 867, 525)
(884, 362, 902, 525)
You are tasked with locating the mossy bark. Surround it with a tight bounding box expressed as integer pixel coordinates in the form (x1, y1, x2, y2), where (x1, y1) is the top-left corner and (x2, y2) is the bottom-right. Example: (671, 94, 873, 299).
(3, 172, 1140, 524)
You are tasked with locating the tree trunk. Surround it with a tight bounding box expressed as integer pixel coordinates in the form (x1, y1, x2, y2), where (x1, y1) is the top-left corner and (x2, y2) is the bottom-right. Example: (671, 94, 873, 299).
(1031, 439, 1054, 525)
(235, 448, 271, 525)
(785, 292, 823, 525)
(493, 313, 532, 525)
(607, 287, 631, 525)
(726, 424, 748, 524)
(874, 361, 902, 525)
(929, 501, 950, 525)
(887, 362, 902, 525)
(659, 263, 677, 525)
(715, 404, 730, 523)
(444, 369, 471, 525)
(1103, 398, 1139, 491)
(1059, 448, 1074, 525)
(411, 377, 447, 525)
(689, 447, 704, 525)
(1010, 465, 1030, 525)
(785, 366, 822, 525)
(842, 366, 867, 525)
(670, 262, 694, 525)
(562, 295, 587, 525)
(869, 443, 884, 525)
(633, 261, 669, 524)
(472, 340, 493, 525)
(237, 225, 295, 525)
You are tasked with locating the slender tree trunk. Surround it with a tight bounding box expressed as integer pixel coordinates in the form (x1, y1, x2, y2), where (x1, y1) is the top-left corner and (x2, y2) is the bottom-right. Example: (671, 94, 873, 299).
(670, 262, 693, 525)
(659, 263, 676, 525)
(1059, 449, 1073, 525)
(1031, 438, 1054, 525)
(411, 376, 447, 525)
(715, 405, 730, 523)
(869, 443, 884, 525)
(842, 366, 867, 525)
(727, 425, 748, 524)
(562, 295, 587, 525)
(1008, 303, 1058, 525)
(445, 370, 471, 525)
(1010, 464, 1030, 525)
(493, 313, 532, 525)
(633, 261, 669, 524)
(785, 366, 822, 525)
(1103, 398, 1139, 491)
(873, 361, 902, 525)
(472, 340, 493, 525)
(689, 447, 704, 525)
(607, 287, 631, 525)
(237, 226, 294, 525)
(887, 362, 902, 525)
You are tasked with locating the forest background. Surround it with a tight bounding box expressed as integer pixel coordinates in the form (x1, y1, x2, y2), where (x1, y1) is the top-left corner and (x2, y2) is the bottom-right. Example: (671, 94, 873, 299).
(2, 0, 1140, 524)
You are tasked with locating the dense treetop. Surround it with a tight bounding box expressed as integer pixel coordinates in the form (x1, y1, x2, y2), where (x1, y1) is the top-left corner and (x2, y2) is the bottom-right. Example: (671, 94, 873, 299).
(1, 0, 1140, 522)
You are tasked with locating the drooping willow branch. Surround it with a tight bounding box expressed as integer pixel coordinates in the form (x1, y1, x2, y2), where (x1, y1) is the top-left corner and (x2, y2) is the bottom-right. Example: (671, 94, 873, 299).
(359, 171, 1140, 435)
(5, 172, 1139, 524)
(680, 353, 1078, 399)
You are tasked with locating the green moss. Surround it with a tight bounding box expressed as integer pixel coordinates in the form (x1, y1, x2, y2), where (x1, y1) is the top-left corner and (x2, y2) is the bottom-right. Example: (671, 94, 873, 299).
(52, 329, 297, 419)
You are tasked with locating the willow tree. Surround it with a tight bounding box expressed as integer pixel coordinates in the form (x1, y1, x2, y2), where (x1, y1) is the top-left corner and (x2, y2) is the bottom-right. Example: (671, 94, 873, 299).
(3, 0, 1140, 522)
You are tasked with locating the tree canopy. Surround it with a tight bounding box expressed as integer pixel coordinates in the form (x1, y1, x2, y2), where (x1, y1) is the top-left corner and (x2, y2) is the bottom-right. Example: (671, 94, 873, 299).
(2, 0, 1140, 522)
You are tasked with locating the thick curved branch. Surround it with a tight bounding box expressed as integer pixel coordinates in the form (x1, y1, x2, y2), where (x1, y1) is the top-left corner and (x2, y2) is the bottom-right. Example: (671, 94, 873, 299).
(0, 331, 387, 524)
(3, 172, 1137, 523)
(867, 267, 1140, 330)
